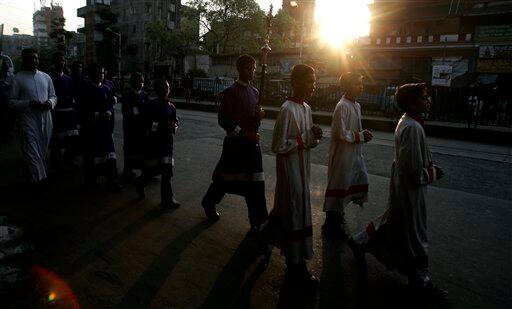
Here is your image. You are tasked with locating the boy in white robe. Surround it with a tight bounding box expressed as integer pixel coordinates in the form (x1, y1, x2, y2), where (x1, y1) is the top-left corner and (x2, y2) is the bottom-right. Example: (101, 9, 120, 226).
(9, 48, 56, 192)
(348, 83, 448, 301)
(323, 73, 373, 235)
(261, 64, 323, 287)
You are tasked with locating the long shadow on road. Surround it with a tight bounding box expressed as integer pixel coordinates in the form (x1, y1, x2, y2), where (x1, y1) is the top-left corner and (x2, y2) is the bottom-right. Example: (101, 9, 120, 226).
(201, 233, 269, 309)
(115, 220, 214, 308)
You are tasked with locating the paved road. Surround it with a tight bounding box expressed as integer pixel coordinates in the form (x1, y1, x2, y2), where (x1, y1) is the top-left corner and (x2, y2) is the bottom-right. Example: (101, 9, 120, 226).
(1, 109, 511, 308)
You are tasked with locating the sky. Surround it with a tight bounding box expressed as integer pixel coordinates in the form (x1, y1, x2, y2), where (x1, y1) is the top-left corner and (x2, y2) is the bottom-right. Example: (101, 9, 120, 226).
(0, 0, 283, 35)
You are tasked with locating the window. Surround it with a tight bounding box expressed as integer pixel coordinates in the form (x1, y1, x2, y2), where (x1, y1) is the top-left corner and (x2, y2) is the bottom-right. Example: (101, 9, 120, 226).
(132, 25, 136, 34)
(146, 4, 152, 14)
(396, 37, 401, 44)
(417, 36, 423, 43)
(170, 4, 176, 12)
(428, 35, 434, 43)
(465, 33, 472, 41)
(386, 37, 391, 44)
(406, 36, 412, 43)
(376, 38, 381, 45)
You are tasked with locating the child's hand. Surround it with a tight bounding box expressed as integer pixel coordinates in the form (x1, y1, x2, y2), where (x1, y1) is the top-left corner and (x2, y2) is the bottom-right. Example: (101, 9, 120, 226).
(103, 111, 112, 121)
(434, 165, 445, 180)
(312, 124, 323, 140)
(246, 132, 260, 144)
(363, 129, 373, 142)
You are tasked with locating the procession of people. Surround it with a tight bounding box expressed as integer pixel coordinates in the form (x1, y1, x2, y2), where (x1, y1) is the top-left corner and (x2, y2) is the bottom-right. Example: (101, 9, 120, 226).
(3, 49, 449, 302)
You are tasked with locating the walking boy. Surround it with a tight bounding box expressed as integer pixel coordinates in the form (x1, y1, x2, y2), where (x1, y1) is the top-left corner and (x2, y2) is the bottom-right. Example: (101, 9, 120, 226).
(261, 64, 323, 287)
(135, 79, 180, 208)
(121, 72, 148, 176)
(349, 83, 448, 301)
(323, 73, 373, 235)
(201, 54, 268, 232)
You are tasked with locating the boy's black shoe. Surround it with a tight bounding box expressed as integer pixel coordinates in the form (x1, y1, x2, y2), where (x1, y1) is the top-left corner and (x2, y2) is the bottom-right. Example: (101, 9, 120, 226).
(410, 281, 448, 302)
(202, 199, 220, 221)
(162, 198, 180, 208)
(285, 263, 319, 289)
(249, 226, 273, 258)
(347, 237, 366, 263)
(135, 178, 145, 199)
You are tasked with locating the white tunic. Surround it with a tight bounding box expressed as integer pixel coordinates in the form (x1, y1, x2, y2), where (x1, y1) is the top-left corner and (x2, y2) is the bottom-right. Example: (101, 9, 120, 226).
(324, 96, 369, 212)
(353, 114, 440, 272)
(9, 70, 56, 182)
(262, 100, 319, 264)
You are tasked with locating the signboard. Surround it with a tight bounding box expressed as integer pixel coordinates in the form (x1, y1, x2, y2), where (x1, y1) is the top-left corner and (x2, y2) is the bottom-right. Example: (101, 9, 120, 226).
(475, 25, 512, 42)
(477, 59, 512, 73)
(278, 58, 297, 75)
(479, 45, 512, 58)
(432, 57, 468, 79)
(431, 64, 452, 87)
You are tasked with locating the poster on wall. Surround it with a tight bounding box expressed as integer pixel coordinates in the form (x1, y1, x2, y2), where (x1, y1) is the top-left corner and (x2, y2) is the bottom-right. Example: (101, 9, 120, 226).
(432, 64, 452, 87)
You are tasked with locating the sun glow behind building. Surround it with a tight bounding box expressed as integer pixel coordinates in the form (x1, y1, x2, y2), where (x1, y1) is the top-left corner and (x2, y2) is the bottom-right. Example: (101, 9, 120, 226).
(315, 0, 373, 47)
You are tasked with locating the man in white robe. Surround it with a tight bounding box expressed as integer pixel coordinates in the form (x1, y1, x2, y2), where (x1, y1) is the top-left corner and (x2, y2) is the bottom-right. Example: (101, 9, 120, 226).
(261, 64, 322, 287)
(349, 83, 448, 301)
(9, 48, 56, 190)
(323, 73, 373, 235)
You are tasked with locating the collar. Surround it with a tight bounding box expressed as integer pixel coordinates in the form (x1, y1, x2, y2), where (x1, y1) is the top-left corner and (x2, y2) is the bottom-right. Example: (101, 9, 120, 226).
(342, 95, 357, 105)
(406, 112, 425, 126)
(287, 97, 305, 105)
(236, 79, 249, 87)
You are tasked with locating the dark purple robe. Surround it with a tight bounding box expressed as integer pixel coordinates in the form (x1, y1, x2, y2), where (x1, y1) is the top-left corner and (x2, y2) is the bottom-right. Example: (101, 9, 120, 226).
(49, 71, 79, 146)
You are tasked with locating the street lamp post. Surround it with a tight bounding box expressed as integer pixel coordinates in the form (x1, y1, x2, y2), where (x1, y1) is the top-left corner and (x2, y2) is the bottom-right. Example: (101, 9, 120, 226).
(106, 28, 121, 86)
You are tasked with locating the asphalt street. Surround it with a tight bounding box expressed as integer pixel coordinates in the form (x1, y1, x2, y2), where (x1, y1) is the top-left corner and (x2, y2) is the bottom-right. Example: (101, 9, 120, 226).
(0, 108, 510, 308)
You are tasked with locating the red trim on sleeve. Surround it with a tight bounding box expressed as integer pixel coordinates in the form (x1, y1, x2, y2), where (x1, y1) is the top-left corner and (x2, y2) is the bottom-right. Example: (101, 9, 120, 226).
(366, 222, 376, 236)
(426, 166, 436, 184)
(297, 135, 305, 150)
(354, 131, 361, 143)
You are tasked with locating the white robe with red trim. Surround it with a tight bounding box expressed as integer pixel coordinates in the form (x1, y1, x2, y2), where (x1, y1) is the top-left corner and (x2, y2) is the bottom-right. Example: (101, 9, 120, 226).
(324, 96, 369, 212)
(262, 100, 319, 264)
(352, 114, 440, 271)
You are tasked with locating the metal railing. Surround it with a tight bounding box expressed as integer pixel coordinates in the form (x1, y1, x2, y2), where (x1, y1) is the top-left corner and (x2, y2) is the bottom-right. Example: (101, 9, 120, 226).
(168, 78, 511, 127)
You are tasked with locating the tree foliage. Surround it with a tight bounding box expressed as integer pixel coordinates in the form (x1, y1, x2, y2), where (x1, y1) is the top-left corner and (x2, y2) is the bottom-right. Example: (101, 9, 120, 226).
(49, 17, 74, 53)
(186, 0, 267, 54)
(183, 1, 299, 54)
(271, 9, 298, 50)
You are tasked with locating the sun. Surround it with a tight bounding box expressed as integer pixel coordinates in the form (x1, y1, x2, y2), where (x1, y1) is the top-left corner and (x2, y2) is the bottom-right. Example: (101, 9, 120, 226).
(315, 0, 372, 48)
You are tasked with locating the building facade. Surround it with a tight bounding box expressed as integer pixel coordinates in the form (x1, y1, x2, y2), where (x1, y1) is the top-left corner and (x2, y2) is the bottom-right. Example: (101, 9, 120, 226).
(33, 4, 64, 47)
(77, 0, 114, 67)
(1, 34, 38, 58)
(110, 0, 182, 77)
(352, 0, 512, 88)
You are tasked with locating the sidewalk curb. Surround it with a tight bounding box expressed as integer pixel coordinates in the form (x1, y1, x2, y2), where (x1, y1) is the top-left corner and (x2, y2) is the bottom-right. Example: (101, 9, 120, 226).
(173, 100, 512, 146)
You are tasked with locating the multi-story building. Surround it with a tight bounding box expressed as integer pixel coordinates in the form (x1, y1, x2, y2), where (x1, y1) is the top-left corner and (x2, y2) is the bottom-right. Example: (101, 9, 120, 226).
(0, 34, 37, 59)
(110, 0, 182, 77)
(352, 0, 512, 88)
(33, 4, 64, 47)
(77, 0, 113, 67)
